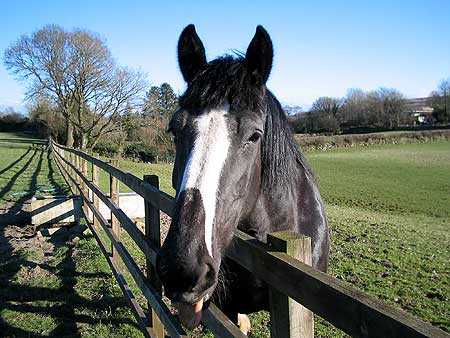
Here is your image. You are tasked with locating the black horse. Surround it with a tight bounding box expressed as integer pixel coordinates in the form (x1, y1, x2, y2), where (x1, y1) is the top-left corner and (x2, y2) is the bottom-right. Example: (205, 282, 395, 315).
(156, 24, 329, 333)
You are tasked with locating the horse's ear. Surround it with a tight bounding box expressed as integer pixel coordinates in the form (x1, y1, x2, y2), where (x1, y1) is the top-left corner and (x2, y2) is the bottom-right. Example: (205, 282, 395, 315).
(245, 25, 273, 85)
(178, 24, 207, 83)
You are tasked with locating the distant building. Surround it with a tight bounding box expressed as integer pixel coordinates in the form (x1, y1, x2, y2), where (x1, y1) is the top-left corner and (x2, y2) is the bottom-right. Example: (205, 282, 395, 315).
(404, 97, 434, 125)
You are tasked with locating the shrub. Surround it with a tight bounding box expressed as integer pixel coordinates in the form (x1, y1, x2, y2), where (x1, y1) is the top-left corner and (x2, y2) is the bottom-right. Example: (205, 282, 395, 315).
(296, 129, 450, 151)
(93, 142, 120, 157)
(123, 142, 157, 163)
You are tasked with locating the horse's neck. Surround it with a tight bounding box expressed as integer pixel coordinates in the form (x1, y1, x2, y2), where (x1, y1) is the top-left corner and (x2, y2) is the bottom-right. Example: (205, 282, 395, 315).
(239, 169, 303, 242)
(241, 161, 325, 241)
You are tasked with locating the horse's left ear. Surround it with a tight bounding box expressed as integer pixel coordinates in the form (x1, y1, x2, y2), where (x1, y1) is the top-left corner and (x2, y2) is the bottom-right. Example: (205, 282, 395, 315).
(245, 25, 273, 85)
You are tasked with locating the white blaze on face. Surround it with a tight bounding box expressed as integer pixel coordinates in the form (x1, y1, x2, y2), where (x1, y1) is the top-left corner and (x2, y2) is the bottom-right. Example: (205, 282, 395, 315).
(179, 103, 230, 257)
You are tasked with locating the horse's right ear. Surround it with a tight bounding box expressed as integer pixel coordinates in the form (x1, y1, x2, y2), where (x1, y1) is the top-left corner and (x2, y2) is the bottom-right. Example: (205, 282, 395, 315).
(178, 24, 207, 83)
(245, 25, 273, 85)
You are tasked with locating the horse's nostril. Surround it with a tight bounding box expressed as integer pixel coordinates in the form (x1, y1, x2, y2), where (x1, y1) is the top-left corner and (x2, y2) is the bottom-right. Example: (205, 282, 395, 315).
(196, 261, 217, 292)
(155, 252, 169, 282)
(158, 263, 169, 275)
(205, 263, 215, 280)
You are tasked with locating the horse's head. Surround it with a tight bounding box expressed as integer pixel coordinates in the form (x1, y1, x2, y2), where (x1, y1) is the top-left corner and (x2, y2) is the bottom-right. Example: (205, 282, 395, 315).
(156, 24, 273, 327)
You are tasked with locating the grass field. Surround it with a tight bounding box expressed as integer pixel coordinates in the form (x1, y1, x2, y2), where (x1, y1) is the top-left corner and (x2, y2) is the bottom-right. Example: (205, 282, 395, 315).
(307, 142, 450, 336)
(1, 132, 449, 337)
(95, 140, 450, 336)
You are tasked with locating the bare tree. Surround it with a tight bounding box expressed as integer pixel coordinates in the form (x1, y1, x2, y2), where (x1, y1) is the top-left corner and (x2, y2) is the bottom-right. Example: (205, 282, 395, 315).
(431, 78, 450, 123)
(4, 25, 76, 145)
(311, 97, 342, 119)
(4, 25, 146, 149)
(365, 88, 406, 128)
(284, 105, 303, 115)
(342, 88, 370, 126)
(71, 65, 146, 149)
(341, 88, 406, 129)
(311, 96, 343, 132)
(379, 87, 407, 127)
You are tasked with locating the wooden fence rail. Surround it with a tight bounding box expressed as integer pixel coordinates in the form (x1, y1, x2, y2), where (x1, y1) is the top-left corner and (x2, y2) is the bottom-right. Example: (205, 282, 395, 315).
(49, 139, 449, 338)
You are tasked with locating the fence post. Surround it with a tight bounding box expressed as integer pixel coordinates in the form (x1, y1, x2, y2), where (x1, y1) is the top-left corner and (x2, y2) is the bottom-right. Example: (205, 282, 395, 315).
(81, 155, 89, 219)
(267, 231, 314, 338)
(92, 153, 100, 230)
(74, 154, 80, 186)
(69, 152, 76, 192)
(110, 159, 120, 263)
(143, 175, 164, 338)
(65, 151, 71, 188)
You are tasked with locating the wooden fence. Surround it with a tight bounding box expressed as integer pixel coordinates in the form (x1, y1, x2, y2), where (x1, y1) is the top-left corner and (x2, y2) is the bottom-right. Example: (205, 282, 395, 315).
(49, 139, 448, 338)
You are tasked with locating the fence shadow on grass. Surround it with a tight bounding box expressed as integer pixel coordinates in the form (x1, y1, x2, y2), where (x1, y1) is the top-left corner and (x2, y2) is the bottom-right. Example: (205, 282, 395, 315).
(47, 148, 70, 197)
(0, 228, 141, 337)
(0, 146, 32, 177)
(0, 145, 69, 225)
(0, 145, 141, 337)
(0, 147, 38, 202)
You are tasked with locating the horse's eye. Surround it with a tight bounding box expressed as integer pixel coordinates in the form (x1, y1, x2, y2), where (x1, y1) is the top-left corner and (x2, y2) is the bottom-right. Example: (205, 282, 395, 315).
(168, 127, 177, 136)
(248, 131, 262, 143)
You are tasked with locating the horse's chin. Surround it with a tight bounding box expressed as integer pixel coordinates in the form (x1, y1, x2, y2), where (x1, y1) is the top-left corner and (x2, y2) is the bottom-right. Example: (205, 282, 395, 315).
(176, 297, 204, 329)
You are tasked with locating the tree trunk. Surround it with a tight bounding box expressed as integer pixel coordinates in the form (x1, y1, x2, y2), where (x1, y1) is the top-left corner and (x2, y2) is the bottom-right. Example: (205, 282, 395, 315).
(89, 135, 102, 150)
(66, 120, 74, 147)
(80, 134, 88, 150)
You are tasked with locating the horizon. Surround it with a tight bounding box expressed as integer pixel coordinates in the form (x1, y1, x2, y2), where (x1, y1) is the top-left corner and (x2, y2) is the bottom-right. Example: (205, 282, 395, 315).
(1, 0, 450, 113)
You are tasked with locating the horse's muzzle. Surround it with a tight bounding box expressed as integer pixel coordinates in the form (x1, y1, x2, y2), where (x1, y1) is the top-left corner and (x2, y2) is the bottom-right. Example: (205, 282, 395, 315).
(156, 187, 219, 305)
(155, 248, 217, 304)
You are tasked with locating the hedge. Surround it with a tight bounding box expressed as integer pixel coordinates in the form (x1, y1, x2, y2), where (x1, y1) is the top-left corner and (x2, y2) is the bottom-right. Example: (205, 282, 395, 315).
(295, 129, 450, 151)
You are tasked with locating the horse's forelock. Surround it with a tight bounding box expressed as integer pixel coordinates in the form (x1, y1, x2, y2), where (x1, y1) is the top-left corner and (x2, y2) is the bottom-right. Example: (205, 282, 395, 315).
(179, 56, 264, 113)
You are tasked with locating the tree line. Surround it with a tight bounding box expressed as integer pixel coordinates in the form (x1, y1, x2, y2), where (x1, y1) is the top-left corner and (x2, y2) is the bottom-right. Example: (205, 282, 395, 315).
(0, 107, 31, 132)
(290, 79, 450, 134)
(0, 80, 179, 161)
(23, 82, 178, 160)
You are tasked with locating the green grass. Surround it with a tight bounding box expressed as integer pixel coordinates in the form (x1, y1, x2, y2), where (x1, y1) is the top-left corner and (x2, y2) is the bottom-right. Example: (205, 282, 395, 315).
(307, 141, 450, 218)
(307, 141, 450, 335)
(97, 160, 175, 196)
(0, 131, 46, 142)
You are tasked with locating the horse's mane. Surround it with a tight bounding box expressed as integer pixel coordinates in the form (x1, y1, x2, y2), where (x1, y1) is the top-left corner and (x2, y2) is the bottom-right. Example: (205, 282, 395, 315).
(179, 55, 315, 191)
(262, 91, 315, 192)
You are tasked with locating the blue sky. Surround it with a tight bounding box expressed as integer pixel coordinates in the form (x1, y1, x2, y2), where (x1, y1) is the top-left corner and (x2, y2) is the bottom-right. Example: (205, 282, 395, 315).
(1, 0, 449, 112)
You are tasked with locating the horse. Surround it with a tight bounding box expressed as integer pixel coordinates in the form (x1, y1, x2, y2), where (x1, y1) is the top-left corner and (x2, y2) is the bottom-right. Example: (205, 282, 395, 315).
(156, 24, 329, 334)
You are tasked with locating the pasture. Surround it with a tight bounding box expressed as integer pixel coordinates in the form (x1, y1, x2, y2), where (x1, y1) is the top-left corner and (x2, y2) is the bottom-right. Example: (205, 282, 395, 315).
(94, 140, 450, 336)
(307, 141, 450, 336)
(0, 132, 448, 337)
